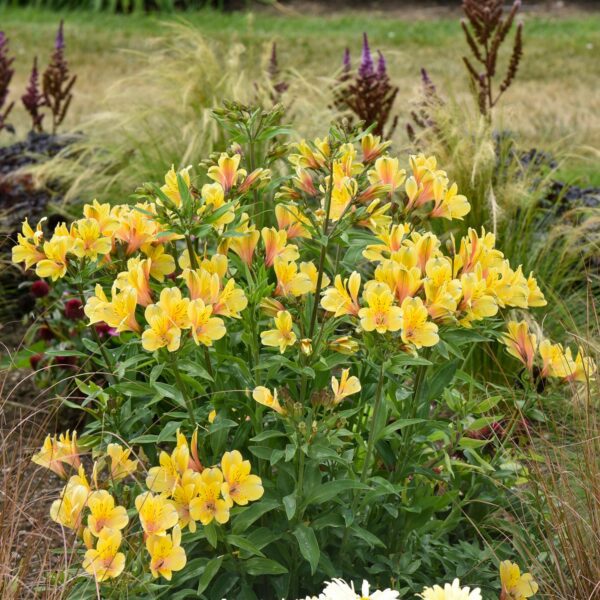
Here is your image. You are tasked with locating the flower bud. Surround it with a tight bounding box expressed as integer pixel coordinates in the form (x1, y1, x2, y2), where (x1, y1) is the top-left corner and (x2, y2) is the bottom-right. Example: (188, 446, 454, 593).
(298, 421, 307, 434)
(328, 336, 359, 355)
(300, 338, 313, 356)
(64, 298, 84, 320)
(31, 280, 50, 298)
(259, 297, 285, 318)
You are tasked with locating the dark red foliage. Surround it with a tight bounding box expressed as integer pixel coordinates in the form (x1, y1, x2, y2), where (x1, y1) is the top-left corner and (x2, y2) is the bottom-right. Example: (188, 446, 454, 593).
(52, 355, 78, 368)
(42, 21, 77, 134)
(64, 298, 84, 320)
(332, 33, 399, 137)
(461, 0, 523, 117)
(22, 56, 45, 133)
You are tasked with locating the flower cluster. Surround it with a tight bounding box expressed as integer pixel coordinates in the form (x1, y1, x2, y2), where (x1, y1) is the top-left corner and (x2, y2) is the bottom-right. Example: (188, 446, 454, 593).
(31, 429, 263, 584)
(501, 320, 596, 383)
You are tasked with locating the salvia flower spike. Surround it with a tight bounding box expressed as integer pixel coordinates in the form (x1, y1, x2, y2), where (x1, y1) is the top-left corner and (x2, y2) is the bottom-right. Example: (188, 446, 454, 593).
(22, 56, 45, 133)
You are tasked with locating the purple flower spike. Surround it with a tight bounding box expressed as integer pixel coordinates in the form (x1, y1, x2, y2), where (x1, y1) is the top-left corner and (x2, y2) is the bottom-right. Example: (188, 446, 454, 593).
(342, 47, 351, 73)
(358, 32, 374, 78)
(55, 20, 65, 51)
(376, 50, 387, 80)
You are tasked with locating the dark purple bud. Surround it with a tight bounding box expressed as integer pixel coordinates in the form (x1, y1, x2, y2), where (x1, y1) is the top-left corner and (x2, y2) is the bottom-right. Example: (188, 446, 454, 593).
(268, 42, 278, 79)
(342, 47, 351, 73)
(55, 20, 65, 51)
(38, 325, 55, 341)
(358, 32, 374, 78)
(376, 50, 387, 79)
(30, 353, 44, 370)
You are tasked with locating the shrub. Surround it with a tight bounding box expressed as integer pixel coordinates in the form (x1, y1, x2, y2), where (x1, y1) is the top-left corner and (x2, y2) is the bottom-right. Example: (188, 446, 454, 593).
(11, 107, 592, 598)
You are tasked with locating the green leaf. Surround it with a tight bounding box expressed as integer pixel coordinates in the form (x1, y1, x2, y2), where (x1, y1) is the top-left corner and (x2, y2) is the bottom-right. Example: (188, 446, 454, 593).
(282, 493, 296, 520)
(196, 556, 223, 595)
(226, 534, 265, 558)
(204, 522, 218, 548)
(250, 430, 287, 442)
(243, 557, 288, 576)
(232, 499, 279, 534)
(375, 419, 427, 442)
(293, 524, 320, 575)
(302, 480, 369, 508)
(112, 381, 155, 397)
(474, 395, 502, 413)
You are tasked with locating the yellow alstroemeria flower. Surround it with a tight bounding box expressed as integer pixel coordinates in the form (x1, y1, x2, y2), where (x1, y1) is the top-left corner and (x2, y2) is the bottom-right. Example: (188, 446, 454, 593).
(328, 336, 360, 355)
(321, 272, 361, 317)
(85, 284, 140, 333)
(455, 227, 504, 276)
(252, 386, 286, 415)
(404, 231, 442, 273)
(262, 227, 299, 268)
(331, 369, 361, 405)
(12, 218, 46, 269)
(142, 244, 176, 282)
(328, 176, 357, 222)
(261, 310, 297, 353)
(229, 213, 260, 266)
(220, 450, 264, 507)
(501, 321, 537, 371)
(146, 442, 190, 495)
(526, 273, 546, 307)
(400, 296, 439, 348)
(375, 262, 423, 304)
(50, 482, 89, 530)
(459, 270, 498, 327)
(200, 182, 236, 228)
(36, 235, 74, 281)
(106, 443, 138, 482)
(146, 525, 187, 581)
(189, 467, 231, 525)
(539, 340, 576, 379)
(358, 282, 402, 334)
(182, 268, 247, 319)
(87, 490, 129, 536)
(142, 287, 190, 353)
(564, 347, 596, 383)
(83, 199, 119, 237)
(275, 203, 312, 239)
(361, 133, 392, 162)
(499, 560, 538, 600)
(113, 203, 160, 255)
(172, 469, 202, 532)
(363, 223, 411, 264)
(367, 156, 406, 194)
(135, 492, 179, 536)
(115, 257, 153, 307)
(188, 299, 226, 347)
(160, 165, 192, 208)
(274, 258, 313, 298)
(289, 137, 329, 169)
(83, 528, 126, 582)
(71, 218, 112, 261)
(208, 153, 247, 193)
(430, 182, 470, 220)
(299, 261, 331, 294)
(32, 434, 67, 478)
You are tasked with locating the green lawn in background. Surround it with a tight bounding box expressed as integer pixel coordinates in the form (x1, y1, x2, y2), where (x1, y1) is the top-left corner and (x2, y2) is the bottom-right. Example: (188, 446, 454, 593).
(1, 6, 599, 184)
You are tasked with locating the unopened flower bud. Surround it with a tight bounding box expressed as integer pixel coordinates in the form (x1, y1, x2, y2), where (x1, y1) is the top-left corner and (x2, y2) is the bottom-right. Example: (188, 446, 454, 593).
(300, 338, 313, 355)
(328, 336, 359, 355)
(259, 297, 285, 317)
(298, 421, 307, 434)
(29, 353, 44, 370)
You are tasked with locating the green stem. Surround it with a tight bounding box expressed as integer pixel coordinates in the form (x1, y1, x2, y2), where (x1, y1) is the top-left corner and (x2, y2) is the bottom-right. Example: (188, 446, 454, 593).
(185, 235, 199, 270)
(359, 362, 386, 485)
(169, 352, 197, 426)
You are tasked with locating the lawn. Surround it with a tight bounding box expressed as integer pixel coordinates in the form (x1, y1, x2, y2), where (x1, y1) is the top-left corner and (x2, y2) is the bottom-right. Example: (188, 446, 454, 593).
(1, 5, 599, 183)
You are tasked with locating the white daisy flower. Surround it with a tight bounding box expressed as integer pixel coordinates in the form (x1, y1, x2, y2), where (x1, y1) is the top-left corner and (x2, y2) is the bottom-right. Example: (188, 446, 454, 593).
(417, 578, 482, 600)
(320, 578, 400, 599)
